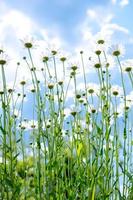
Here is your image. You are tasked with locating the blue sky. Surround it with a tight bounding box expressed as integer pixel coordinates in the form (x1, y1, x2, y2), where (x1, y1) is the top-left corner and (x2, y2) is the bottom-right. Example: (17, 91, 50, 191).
(1, 0, 133, 47)
(0, 0, 133, 82)
(0, 0, 133, 133)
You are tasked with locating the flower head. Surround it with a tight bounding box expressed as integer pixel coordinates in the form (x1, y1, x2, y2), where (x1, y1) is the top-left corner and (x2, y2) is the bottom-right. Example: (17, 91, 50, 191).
(88, 53, 103, 69)
(70, 106, 80, 117)
(88, 104, 97, 114)
(42, 56, 49, 63)
(0, 49, 8, 66)
(109, 44, 125, 57)
(47, 78, 56, 89)
(22, 36, 36, 49)
(87, 83, 100, 95)
(18, 120, 28, 130)
(111, 85, 123, 97)
(121, 59, 133, 72)
(28, 120, 38, 130)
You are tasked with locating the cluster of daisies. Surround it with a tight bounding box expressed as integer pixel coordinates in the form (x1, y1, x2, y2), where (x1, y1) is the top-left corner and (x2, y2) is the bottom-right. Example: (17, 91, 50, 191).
(0, 38, 133, 132)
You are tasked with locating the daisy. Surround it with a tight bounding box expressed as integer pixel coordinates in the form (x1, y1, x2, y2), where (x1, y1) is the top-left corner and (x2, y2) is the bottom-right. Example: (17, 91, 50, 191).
(21, 36, 37, 49)
(27, 84, 36, 93)
(19, 76, 28, 86)
(88, 104, 97, 114)
(78, 97, 87, 104)
(75, 89, 86, 99)
(94, 33, 111, 47)
(42, 55, 49, 63)
(0, 49, 8, 66)
(88, 53, 104, 69)
(42, 119, 51, 129)
(58, 50, 70, 62)
(87, 83, 100, 95)
(12, 109, 20, 119)
(121, 59, 133, 72)
(47, 43, 60, 56)
(28, 120, 38, 130)
(18, 120, 28, 130)
(47, 78, 56, 89)
(6, 82, 15, 93)
(57, 78, 64, 86)
(109, 44, 125, 57)
(118, 93, 133, 113)
(70, 106, 81, 117)
(91, 38, 109, 56)
(118, 101, 132, 113)
(111, 85, 123, 97)
(102, 55, 116, 69)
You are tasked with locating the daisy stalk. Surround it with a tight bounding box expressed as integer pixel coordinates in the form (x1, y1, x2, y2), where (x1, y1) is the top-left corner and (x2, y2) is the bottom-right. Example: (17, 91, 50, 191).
(26, 45, 43, 199)
(52, 52, 60, 116)
(19, 83, 27, 200)
(116, 55, 128, 197)
(0, 60, 10, 199)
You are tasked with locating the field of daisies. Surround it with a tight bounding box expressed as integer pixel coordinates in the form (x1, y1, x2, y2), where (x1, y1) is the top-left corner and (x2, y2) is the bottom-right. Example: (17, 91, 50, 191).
(0, 38, 133, 200)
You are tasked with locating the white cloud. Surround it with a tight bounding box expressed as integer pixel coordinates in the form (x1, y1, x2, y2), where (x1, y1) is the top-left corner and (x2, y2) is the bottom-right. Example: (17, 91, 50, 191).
(80, 7, 129, 43)
(74, 3, 131, 79)
(87, 9, 97, 19)
(86, 8, 114, 26)
(120, 0, 129, 7)
(0, 2, 66, 83)
(0, 0, 132, 92)
(111, 0, 129, 7)
(100, 23, 129, 35)
(111, 0, 117, 5)
(2, 10, 34, 38)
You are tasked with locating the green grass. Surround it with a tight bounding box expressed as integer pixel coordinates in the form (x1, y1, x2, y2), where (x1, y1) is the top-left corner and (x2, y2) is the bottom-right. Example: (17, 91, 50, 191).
(0, 41, 133, 200)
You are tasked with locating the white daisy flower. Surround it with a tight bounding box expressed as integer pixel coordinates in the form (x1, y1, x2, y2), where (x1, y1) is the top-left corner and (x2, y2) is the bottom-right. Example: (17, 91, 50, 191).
(111, 85, 123, 97)
(12, 109, 20, 118)
(87, 83, 100, 95)
(28, 120, 38, 130)
(88, 53, 105, 69)
(70, 105, 81, 117)
(103, 55, 116, 69)
(121, 59, 133, 72)
(88, 104, 97, 114)
(18, 120, 28, 130)
(21, 36, 37, 49)
(109, 44, 125, 57)
(0, 49, 9, 66)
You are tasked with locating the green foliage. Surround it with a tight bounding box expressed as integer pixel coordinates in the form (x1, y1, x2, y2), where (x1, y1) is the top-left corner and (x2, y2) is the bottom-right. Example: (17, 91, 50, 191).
(0, 42, 133, 199)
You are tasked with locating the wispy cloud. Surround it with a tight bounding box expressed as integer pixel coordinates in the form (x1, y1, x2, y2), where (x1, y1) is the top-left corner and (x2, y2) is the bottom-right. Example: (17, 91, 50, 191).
(100, 23, 129, 35)
(111, 0, 129, 7)
(79, 6, 129, 43)
(111, 0, 117, 5)
(120, 0, 129, 7)
(0, 2, 65, 82)
(87, 8, 114, 25)
(0, 0, 132, 80)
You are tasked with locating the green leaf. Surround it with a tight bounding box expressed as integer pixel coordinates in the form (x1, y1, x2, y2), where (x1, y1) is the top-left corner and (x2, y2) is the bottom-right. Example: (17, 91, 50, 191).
(91, 185, 95, 200)
(0, 126, 6, 135)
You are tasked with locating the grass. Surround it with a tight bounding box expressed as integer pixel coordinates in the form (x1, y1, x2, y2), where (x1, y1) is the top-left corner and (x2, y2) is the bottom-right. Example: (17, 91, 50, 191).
(0, 40, 133, 200)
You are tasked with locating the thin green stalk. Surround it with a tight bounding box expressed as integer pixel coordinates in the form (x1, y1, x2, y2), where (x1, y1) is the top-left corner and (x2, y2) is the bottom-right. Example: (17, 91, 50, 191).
(117, 56, 127, 197)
